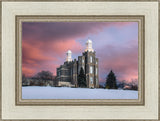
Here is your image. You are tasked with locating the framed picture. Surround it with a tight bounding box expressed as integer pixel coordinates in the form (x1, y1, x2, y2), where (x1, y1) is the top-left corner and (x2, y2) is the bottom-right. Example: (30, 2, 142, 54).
(1, 0, 159, 120)
(16, 15, 144, 106)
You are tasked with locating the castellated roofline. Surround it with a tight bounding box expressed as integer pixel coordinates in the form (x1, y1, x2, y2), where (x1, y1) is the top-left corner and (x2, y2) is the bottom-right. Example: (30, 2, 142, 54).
(85, 48, 94, 52)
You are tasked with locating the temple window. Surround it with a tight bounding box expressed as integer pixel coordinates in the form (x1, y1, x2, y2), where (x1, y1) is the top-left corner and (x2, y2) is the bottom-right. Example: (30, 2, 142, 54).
(96, 68, 97, 75)
(82, 59, 84, 63)
(90, 77, 93, 84)
(82, 66, 84, 70)
(90, 56, 92, 63)
(90, 66, 93, 74)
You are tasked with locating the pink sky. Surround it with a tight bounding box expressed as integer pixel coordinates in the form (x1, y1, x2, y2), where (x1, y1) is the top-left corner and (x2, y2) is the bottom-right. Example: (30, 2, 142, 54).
(22, 22, 138, 83)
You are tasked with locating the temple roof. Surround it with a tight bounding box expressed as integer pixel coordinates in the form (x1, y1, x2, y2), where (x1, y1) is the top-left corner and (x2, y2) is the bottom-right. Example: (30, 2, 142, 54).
(86, 39, 92, 44)
(67, 50, 72, 53)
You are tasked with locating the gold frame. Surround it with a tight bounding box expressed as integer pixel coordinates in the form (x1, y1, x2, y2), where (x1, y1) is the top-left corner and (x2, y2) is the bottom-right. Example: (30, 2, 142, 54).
(1, 0, 160, 121)
(15, 15, 145, 106)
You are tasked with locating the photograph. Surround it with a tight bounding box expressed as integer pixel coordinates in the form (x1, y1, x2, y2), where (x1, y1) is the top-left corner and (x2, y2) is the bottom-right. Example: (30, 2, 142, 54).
(22, 21, 139, 99)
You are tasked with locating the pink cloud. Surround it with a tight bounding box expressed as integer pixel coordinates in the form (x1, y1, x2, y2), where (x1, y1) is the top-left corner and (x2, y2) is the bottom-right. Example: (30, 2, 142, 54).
(22, 39, 83, 76)
(97, 41, 138, 82)
(22, 67, 36, 77)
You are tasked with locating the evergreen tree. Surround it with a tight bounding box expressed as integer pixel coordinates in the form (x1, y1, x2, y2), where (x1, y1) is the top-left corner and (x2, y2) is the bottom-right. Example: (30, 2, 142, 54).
(78, 67, 86, 87)
(105, 70, 117, 89)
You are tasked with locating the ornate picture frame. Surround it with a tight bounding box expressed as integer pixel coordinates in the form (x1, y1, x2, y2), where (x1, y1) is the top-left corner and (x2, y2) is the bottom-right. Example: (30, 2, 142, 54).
(16, 15, 144, 106)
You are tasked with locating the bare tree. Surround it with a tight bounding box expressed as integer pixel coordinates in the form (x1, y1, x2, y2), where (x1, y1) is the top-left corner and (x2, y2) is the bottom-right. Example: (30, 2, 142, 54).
(123, 79, 138, 90)
(22, 74, 27, 86)
(129, 79, 138, 90)
(34, 71, 54, 86)
(117, 80, 126, 89)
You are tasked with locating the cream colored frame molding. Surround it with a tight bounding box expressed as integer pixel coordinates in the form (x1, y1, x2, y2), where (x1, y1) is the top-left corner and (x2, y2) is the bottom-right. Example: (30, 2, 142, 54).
(1, 0, 159, 120)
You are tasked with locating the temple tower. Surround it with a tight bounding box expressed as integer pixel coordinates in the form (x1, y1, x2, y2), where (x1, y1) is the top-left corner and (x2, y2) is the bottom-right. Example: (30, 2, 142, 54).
(83, 39, 99, 88)
(85, 39, 94, 52)
(66, 50, 72, 62)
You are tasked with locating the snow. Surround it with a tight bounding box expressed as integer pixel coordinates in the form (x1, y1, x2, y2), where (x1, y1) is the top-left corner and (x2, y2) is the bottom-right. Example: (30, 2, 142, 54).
(22, 86, 138, 99)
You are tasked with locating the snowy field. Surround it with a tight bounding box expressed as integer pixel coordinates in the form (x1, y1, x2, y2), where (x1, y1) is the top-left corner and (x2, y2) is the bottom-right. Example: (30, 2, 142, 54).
(22, 86, 138, 99)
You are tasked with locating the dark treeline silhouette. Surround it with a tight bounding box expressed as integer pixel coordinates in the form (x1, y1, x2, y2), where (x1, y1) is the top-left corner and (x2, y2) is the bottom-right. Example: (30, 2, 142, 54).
(22, 70, 57, 86)
(22, 74, 27, 85)
(22, 69, 138, 90)
(118, 79, 138, 90)
(34, 70, 54, 80)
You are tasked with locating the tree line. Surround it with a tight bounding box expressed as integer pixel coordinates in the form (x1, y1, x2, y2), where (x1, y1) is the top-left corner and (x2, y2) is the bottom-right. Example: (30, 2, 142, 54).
(22, 68, 138, 90)
(77, 67, 138, 90)
(22, 71, 57, 86)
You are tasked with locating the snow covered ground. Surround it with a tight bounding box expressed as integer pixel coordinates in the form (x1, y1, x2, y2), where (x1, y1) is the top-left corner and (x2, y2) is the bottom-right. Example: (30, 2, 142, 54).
(22, 86, 138, 99)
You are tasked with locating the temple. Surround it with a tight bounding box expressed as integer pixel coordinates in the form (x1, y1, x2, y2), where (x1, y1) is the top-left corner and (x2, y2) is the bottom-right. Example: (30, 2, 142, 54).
(56, 39, 99, 88)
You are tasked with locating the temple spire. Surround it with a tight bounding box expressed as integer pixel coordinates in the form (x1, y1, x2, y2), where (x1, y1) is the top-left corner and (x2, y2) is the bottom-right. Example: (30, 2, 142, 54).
(85, 38, 94, 52)
(66, 50, 72, 62)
